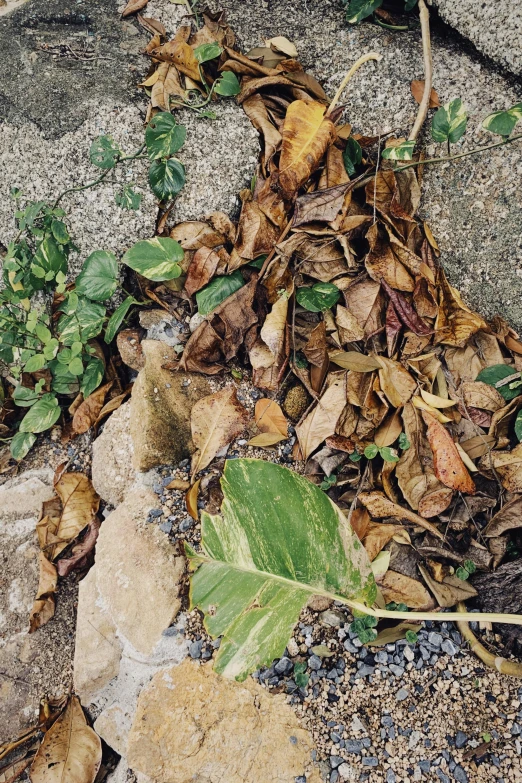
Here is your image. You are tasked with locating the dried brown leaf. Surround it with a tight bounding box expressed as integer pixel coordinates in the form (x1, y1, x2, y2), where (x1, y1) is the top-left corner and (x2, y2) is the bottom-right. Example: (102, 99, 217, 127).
(186, 479, 201, 520)
(422, 411, 476, 494)
(410, 79, 440, 108)
(29, 554, 57, 633)
(377, 569, 436, 611)
(122, 0, 148, 17)
(255, 399, 288, 436)
(419, 565, 477, 608)
(358, 491, 445, 540)
(72, 382, 113, 435)
(296, 375, 347, 460)
(191, 387, 249, 478)
(55, 518, 100, 577)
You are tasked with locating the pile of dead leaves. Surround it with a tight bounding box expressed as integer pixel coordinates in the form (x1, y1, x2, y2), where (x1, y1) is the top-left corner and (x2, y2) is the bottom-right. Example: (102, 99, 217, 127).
(127, 16, 522, 649)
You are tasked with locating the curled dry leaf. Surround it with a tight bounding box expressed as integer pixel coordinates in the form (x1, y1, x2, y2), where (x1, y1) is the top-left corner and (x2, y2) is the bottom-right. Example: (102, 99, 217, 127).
(374, 408, 402, 449)
(375, 356, 417, 408)
(460, 381, 505, 412)
(295, 376, 347, 460)
(248, 432, 287, 447)
(276, 100, 337, 201)
(56, 518, 101, 578)
(29, 553, 57, 633)
(72, 382, 113, 435)
(166, 478, 191, 491)
(363, 522, 402, 562)
(358, 491, 445, 540)
(410, 79, 440, 108)
(484, 495, 522, 537)
(422, 411, 475, 494)
(37, 473, 100, 560)
(369, 621, 422, 647)
(122, 0, 148, 17)
(186, 479, 201, 520)
(255, 398, 288, 436)
(377, 569, 436, 611)
(30, 696, 101, 783)
(419, 566, 477, 609)
(478, 442, 522, 493)
(191, 387, 249, 478)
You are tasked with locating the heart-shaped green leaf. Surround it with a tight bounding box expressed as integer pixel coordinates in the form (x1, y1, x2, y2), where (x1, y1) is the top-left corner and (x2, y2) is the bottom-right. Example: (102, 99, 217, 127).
(115, 185, 142, 211)
(19, 393, 61, 433)
(80, 357, 105, 398)
(32, 236, 68, 283)
(342, 137, 362, 176)
(296, 282, 340, 312)
(196, 271, 244, 315)
(215, 71, 241, 96)
(122, 237, 184, 282)
(89, 135, 122, 169)
(13, 385, 40, 408)
(482, 103, 522, 137)
(75, 251, 119, 301)
(344, 0, 383, 24)
(382, 140, 415, 161)
(104, 296, 139, 344)
(476, 364, 522, 401)
(58, 298, 106, 345)
(24, 353, 46, 373)
(187, 459, 376, 681)
(145, 112, 187, 160)
(149, 158, 186, 201)
(431, 98, 467, 144)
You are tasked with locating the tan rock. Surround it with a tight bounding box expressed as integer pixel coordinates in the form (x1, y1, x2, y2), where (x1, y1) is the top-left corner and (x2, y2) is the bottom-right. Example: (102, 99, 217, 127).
(94, 704, 127, 756)
(130, 339, 211, 471)
(73, 568, 122, 704)
(0, 468, 55, 523)
(95, 489, 184, 655)
(127, 659, 321, 783)
(92, 401, 135, 507)
(307, 594, 332, 612)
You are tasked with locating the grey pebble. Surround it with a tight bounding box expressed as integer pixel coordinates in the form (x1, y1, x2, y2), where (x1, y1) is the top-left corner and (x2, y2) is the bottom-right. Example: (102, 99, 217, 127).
(189, 640, 203, 659)
(389, 664, 405, 677)
(511, 722, 521, 735)
(375, 651, 388, 664)
(386, 771, 396, 783)
(428, 632, 443, 647)
(309, 655, 322, 670)
(147, 508, 163, 519)
(436, 771, 450, 783)
(453, 765, 468, 783)
(345, 740, 363, 754)
(179, 517, 194, 532)
(395, 687, 409, 702)
(455, 731, 468, 749)
(418, 761, 431, 773)
(381, 715, 394, 727)
(441, 639, 458, 656)
(404, 646, 415, 662)
(159, 520, 172, 534)
(330, 772, 339, 783)
(362, 757, 378, 767)
(330, 756, 344, 769)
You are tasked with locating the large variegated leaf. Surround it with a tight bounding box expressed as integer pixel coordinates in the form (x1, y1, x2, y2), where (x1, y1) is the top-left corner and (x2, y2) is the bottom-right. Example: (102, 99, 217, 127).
(187, 458, 376, 681)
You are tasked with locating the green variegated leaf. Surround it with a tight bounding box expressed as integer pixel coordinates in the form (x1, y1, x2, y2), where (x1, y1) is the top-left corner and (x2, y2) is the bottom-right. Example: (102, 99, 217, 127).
(122, 237, 184, 282)
(187, 459, 376, 681)
(482, 103, 522, 137)
(344, 0, 383, 24)
(145, 112, 187, 160)
(431, 98, 467, 144)
(10, 431, 37, 461)
(382, 140, 415, 161)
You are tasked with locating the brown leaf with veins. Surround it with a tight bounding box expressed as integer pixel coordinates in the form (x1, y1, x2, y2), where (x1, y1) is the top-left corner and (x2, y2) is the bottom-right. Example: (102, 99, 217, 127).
(276, 100, 337, 201)
(365, 223, 415, 292)
(363, 522, 402, 561)
(411, 79, 440, 108)
(419, 566, 477, 608)
(72, 382, 113, 435)
(435, 270, 488, 347)
(56, 518, 100, 577)
(478, 442, 522, 493)
(422, 411, 475, 494)
(170, 221, 224, 250)
(37, 473, 100, 561)
(233, 199, 280, 262)
(358, 491, 444, 539)
(242, 94, 282, 174)
(255, 398, 288, 436)
(185, 247, 221, 296)
(376, 356, 417, 407)
(151, 39, 201, 82)
(296, 375, 347, 460)
(460, 381, 505, 412)
(484, 495, 522, 537)
(191, 387, 249, 478)
(293, 183, 351, 227)
(335, 304, 365, 345)
(343, 275, 385, 337)
(377, 570, 436, 611)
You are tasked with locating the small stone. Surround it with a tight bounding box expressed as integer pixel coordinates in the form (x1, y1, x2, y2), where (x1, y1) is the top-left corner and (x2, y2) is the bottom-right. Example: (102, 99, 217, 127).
(389, 664, 405, 677)
(455, 731, 468, 749)
(436, 771, 450, 783)
(356, 664, 375, 678)
(511, 722, 521, 736)
(344, 639, 358, 654)
(362, 757, 378, 767)
(418, 761, 431, 773)
(330, 756, 344, 769)
(338, 763, 355, 780)
(319, 609, 347, 627)
(179, 517, 194, 532)
(275, 657, 294, 675)
(381, 716, 393, 728)
(386, 771, 396, 783)
(308, 655, 322, 671)
(428, 632, 443, 648)
(453, 765, 468, 783)
(375, 651, 388, 665)
(287, 638, 300, 657)
(395, 688, 409, 702)
(330, 772, 339, 783)
(441, 639, 457, 656)
(159, 520, 173, 534)
(404, 646, 415, 662)
(345, 740, 363, 754)
(189, 640, 203, 659)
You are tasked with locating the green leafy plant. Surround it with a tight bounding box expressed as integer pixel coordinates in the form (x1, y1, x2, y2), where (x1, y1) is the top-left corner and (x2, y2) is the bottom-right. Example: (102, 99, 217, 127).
(382, 140, 415, 161)
(455, 559, 477, 581)
(398, 431, 411, 450)
(319, 473, 337, 490)
(431, 98, 468, 152)
(405, 629, 418, 644)
(196, 271, 245, 315)
(482, 103, 522, 138)
(293, 661, 309, 688)
(350, 614, 378, 644)
(343, 137, 363, 176)
(364, 443, 399, 462)
(476, 364, 522, 401)
(343, 0, 418, 26)
(296, 282, 340, 312)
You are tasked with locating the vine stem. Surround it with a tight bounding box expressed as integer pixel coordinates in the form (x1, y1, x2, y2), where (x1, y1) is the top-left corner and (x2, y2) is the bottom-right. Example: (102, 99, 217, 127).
(408, 0, 432, 141)
(456, 602, 522, 677)
(395, 133, 522, 172)
(52, 144, 147, 208)
(326, 52, 383, 117)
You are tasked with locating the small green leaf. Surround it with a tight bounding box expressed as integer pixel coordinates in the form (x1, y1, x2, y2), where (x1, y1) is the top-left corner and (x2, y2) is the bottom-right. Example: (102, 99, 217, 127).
(398, 432, 410, 450)
(349, 451, 362, 462)
(145, 112, 187, 160)
(13, 385, 40, 408)
(19, 393, 60, 433)
(476, 364, 521, 401)
(294, 671, 309, 688)
(196, 271, 245, 315)
(49, 360, 79, 395)
(364, 443, 379, 459)
(431, 98, 468, 144)
(296, 282, 340, 312)
(455, 566, 470, 581)
(342, 137, 363, 176)
(122, 237, 184, 282)
(58, 298, 106, 345)
(89, 135, 121, 169)
(215, 71, 241, 96)
(379, 446, 399, 463)
(149, 158, 186, 201)
(482, 732, 492, 743)
(104, 296, 139, 343)
(248, 255, 267, 270)
(194, 42, 222, 64)
(482, 103, 522, 137)
(68, 357, 84, 376)
(463, 559, 477, 575)
(344, 0, 383, 24)
(51, 219, 70, 244)
(382, 140, 415, 161)
(10, 431, 36, 461)
(33, 235, 68, 281)
(405, 629, 418, 644)
(75, 250, 119, 301)
(35, 323, 52, 344)
(358, 627, 378, 644)
(115, 185, 142, 211)
(71, 342, 83, 358)
(515, 410, 522, 442)
(404, 0, 417, 10)
(80, 357, 104, 398)
(24, 353, 46, 373)
(61, 291, 79, 315)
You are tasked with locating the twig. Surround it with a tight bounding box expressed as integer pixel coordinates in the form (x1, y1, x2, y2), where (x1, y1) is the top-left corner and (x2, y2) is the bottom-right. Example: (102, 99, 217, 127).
(395, 133, 522, 173)
(409, 0, 432, 141)
(326, 52, 383, 118)
(456, 602, 522, 677)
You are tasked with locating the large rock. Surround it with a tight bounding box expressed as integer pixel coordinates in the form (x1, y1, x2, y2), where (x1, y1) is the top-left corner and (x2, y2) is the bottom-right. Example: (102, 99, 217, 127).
(91, 401, 136, 507)
(94, 488, 184, 656)
(0, 469, 76, 743)
(127, 659, 321, 783)
(429, 0, 522, 76)
(130, 340, 211, 471)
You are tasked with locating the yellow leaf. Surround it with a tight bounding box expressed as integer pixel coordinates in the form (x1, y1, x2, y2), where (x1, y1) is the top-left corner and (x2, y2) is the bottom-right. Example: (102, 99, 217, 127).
(374, 408, 402, 448)
(455, 442, 478, 472)
(186, 479, 200, 520)
(248, 432, 287, 447)
(254, 399, 288, 436)
(277, 100, 337, 200)
(329, 351, 381, 372)
(412, 395, 452, 423)
(420, 388, 456, 409)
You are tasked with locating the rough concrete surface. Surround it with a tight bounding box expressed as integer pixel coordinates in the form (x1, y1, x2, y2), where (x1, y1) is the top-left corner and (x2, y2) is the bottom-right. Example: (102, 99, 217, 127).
(430, 0, 522, 77)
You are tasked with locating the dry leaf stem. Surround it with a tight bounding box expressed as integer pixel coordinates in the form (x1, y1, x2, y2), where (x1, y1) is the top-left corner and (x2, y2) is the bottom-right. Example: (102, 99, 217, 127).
(456, 602, 522, 677)
(326, 52, 383, 117)
(396, 132, 522, 173)
(408, 0, 432, 142)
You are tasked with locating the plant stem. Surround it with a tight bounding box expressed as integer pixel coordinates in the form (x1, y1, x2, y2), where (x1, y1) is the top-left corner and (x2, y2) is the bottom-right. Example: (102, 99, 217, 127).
(327, 52, 383, 117)
(395, 133, 522, 173)
(374, 18, 409, 31)
(408, 0, 432, 141)
(52, 144, 147, 208)
(456, 602, 522, 677)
